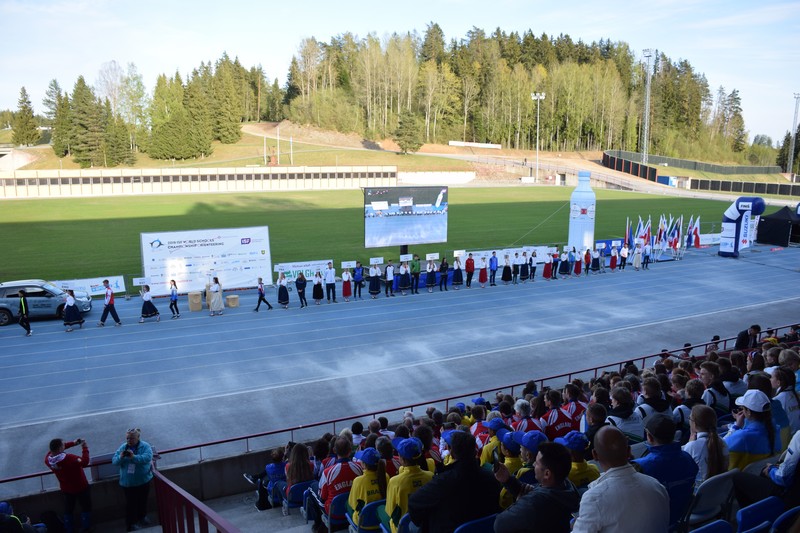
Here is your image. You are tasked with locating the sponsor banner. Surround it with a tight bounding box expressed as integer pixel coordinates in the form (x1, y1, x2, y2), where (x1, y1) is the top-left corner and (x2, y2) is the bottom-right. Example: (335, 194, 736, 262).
(52, 275, 127, 297)
(740, 211, 752, 250)
(141, 226, 272, 297)
(699, 233, 721, 245)
(275, 259, 333, 282)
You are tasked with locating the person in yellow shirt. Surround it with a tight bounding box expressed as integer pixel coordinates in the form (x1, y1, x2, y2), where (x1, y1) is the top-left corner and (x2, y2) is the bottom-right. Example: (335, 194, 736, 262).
(480, 418, 512, 468)
(379, 437, 433, 533)
(347, 447, 388, 529)
(555, 430, 599, 489)
(513, 430, 548, 489)
(498, 431, 525, 509)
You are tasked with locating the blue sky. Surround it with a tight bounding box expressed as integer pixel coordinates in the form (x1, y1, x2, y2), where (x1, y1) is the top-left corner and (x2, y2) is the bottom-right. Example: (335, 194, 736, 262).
(1, 0, 798, 144)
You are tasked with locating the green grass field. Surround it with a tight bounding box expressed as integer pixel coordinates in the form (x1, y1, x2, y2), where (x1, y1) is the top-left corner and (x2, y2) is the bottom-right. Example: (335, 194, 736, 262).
(0, 187, 742, 282)
(650, 164, 786, 183)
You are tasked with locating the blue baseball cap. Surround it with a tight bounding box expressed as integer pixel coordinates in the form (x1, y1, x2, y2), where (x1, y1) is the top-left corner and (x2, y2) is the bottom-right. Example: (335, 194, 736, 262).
(519, 431, 548, 454)
(486, 418, 507, 431)
(554, 431, 589, 452)
(354, 447, 381, 467)
(455, 402, 466, 413)
(0, 501, 12, 515)
(392, 437, 424, 460)
(441, 429, 462, 447)
(472, 397, 487, 405)
(501, 431, 523, 454)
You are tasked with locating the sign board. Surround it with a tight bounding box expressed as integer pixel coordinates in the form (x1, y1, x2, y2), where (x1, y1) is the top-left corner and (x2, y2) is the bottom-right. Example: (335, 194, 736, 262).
(370, 257, 384, 265)
(341, 260, 357, 269)
(141, 226, 272, 296)
(52, 275, 127, 297)
(453, 249, 465, 257)
(399, 254, 413, 262)
(425, 253, 440, 260)
(132, 277, 150, 287)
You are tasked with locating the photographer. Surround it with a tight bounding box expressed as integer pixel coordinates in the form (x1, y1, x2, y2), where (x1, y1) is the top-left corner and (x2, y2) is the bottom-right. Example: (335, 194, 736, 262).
(112, 428, 154, 532)
(45, 437, 92, 532)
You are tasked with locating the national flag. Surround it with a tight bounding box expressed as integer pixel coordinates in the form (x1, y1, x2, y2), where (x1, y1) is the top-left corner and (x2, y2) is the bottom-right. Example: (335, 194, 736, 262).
(625, 217, 631, 247)
(669, 216, 682, 250)
(685, 215, 695, 248)
(693, 215, 701, 248)
(656, 215, 666, 246)
(634, 217, 644, 245)
(643, 216, 652, 246)
(662, 215, 674, 251)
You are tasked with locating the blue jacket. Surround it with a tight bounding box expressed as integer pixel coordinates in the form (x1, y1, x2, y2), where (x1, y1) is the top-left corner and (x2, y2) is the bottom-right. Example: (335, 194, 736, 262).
(489, 256, 498, 271)
(112, 439, 154, 487)
(633, 442, 698, 527)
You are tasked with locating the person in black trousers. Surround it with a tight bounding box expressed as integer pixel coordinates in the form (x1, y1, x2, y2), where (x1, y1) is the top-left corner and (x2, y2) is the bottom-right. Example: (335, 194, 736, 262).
(439, 258, 449, 291)
(254, 277, 274, 311)
(18, 290, 31, 336)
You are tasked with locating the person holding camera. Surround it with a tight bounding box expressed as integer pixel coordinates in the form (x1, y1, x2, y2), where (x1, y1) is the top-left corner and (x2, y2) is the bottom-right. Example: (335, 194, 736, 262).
(112, 428, 154, 532)
(45, 437, 92, 533)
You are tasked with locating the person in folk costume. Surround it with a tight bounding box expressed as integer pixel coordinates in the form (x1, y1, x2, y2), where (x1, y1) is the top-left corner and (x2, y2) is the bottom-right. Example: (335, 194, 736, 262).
(520, 252, 530, 283)
(501, 256, 513, 285)
(451, 257, 463, 290)
(543, 252, 553, 280)
(63, 289, 85, 332)
(277, 272, 290, 308)
(529, 251, 538, 281)
(139, 285, 160, 323)
(399, 262, 412, 296)
(369, 264, 382, 299)
(572, 251, 581, 276)
(385, 260, 396, 297)
(341, 268, 353, 302)
(511, 252, 521, 284)
(208, 277, 224, 316)
(425, 260, 437, 293)
(478, 257, 488, 288)
(438, 257, 449, 291)
(632, 243, 643, 271)
(591, 249, 601, 273)
(609, 246, 618, 271)
(312, 270, 324, 305)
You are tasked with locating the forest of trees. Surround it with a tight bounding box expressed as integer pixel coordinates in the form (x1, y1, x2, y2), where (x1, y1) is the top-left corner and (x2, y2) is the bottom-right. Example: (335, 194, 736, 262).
(1, 23, 794, 170)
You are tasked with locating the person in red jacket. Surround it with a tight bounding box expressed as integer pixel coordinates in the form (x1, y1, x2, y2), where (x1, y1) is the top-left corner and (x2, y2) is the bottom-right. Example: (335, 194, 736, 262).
(464, 253, 475, 288)
(45, 437, 92, 533)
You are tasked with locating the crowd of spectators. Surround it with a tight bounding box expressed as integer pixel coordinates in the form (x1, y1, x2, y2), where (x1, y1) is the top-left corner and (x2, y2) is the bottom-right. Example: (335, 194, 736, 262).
(235, 323, 800, 532)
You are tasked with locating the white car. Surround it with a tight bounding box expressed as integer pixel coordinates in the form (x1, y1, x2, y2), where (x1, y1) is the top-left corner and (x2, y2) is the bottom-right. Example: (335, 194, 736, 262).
(0, 280, 92, 326)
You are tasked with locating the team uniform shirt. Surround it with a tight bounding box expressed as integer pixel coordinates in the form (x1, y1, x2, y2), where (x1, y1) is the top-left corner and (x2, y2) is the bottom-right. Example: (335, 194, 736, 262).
(774, 389, 800, 433)
(347, 469, 389, 527)
(563, 400, 588, 422)
(567, 461, 600, 489)
(682, 432, 730, 489)
(702, 388, 731, 417)
(105, 286, 114, 305)
(470, 421, 487, 437)
(606, 408, 646, 444)
(541, 408, 580, 441)
(258, 282, 265, 296)
(766, 429, 800, 487)
(479, 435, 501, 467)
(512, 417, 545, 433)
(498, 456, 524, 509)
(45, 441, 90, 494)
(384, 456, 402, 478)
(384, 465, 433, 533)
(319, 459, 363, 517)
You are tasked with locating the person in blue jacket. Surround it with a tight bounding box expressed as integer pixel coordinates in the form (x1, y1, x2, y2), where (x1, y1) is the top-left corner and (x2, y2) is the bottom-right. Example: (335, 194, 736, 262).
(733, 429, 800, 508)
(112, 428, 154, 532)
(489, 252, 498, 286)
(633, 414, 698, 530)
(724, 389, 782, 471)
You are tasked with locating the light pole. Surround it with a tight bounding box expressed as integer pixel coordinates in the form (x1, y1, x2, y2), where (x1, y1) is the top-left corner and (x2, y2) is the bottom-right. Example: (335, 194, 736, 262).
(531, 92, 545, 180)
(641, 49, 653, 166)
(788, 93, 800, 178)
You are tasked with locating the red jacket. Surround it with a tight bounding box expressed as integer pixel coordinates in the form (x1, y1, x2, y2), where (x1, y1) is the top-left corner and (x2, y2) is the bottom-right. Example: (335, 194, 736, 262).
(45, 441, 89, 494)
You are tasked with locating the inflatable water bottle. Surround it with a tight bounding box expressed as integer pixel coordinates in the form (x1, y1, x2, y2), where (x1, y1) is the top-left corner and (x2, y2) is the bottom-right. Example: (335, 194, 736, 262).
(568, 171, 596, 252)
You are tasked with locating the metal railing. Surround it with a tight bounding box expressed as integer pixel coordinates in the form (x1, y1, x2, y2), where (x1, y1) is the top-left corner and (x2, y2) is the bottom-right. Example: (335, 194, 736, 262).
(2, 323, 794, 494)
(153, 465, 241, 533)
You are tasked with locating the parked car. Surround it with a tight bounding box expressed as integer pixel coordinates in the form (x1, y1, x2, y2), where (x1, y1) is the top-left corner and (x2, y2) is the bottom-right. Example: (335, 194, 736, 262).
(0, 280, 92, 326)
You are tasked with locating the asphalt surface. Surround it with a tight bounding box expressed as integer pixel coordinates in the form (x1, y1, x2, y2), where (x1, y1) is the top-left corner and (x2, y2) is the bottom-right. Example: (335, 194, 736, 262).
(1, 243, 798, 497)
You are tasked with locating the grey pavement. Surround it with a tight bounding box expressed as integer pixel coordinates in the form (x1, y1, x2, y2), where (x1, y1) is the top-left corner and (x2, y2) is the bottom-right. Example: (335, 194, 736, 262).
(1, 243, 799, 493)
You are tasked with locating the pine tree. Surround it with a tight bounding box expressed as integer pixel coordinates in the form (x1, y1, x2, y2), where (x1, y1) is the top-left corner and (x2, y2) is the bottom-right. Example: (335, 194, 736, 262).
(185, 75, 213, 157)
(11, 87, 40, 146)
(42, 79, 62, 124)
(70, 76, 104, 167)
(394, 111, 423, 154)
(212, 63, 242, 143)
(51, 94, 72, 157)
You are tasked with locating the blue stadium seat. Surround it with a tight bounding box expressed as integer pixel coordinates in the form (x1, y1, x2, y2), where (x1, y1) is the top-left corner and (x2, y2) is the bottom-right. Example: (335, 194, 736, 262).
(453, 513, 498, 533)
(322, 492, 350, 531)
(737, 496, 784, 532)
(691, 520, 733, 533)
(771, 506, 800, 533)
(346, 498, 386, 532)
(678, 468, 739, 531)
(739, 522, 771, 533)
(379, 513, 410, 533)
(280, 479, 316, 515)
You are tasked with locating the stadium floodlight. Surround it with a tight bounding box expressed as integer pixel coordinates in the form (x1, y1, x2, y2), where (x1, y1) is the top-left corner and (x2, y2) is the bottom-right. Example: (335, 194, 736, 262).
(642, 49, 653, 166)
(531, 92, 546, 180)
(788, 93, 800, 178)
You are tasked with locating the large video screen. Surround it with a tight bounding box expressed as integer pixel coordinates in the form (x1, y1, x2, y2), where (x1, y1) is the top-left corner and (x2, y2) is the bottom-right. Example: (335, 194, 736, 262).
(364, 187, 448, 248)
